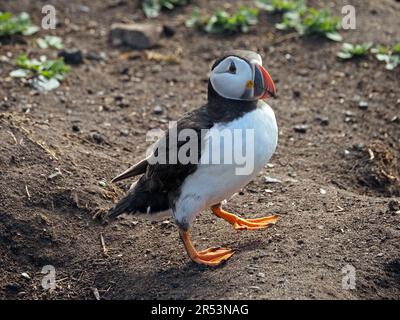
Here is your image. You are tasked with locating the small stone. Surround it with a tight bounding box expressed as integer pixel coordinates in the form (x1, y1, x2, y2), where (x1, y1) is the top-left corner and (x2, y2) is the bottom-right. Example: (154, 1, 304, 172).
(294, 124, 308, 133)
(352, 143, 365, 151)
(293, 90, 301, 99)
(376, 253, 384, 257)
(48, 169, 62, 180)
(153, 105, 164, 115)
(257, 272, 265, 278)
(120, 128, 129, 136)
(89, 132, 105, 144)
(163, 25, 175, 37)
(58, 48, 83, 64)
(391, 116, 399, 123)
(249, 286, 262, 291)
(358, 101, 369, 110)
(109, 22, 162, 50)
(388, 200, 400, 215)
(264, 176, 282, 184)
(315, 115, 329, 126)
(320, 188, 327, 195)
(72, 125, 80, 132)
(86, 51, 101, 61)
(78, 5, 90, 13)
(21, 272, 30, 280)
(117, 99, 130, 108)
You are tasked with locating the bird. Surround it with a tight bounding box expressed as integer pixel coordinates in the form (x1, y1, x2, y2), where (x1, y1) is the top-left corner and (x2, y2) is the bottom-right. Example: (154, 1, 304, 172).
(105, 50, 279, 266)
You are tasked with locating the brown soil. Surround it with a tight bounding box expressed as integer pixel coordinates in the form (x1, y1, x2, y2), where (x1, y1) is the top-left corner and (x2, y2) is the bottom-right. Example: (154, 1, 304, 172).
(0, 0, 399, 300)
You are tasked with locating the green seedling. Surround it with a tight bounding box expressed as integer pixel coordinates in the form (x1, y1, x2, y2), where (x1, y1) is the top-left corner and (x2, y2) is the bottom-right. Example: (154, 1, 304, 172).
(36, 36, 64, 49)
(371, 43, 400, 70)
(276, 7, 342, 41)
(186, 6, 259, 34)
(0, 11, 39, 37)
(255, 0, 306, 13)
(337, 42, 373, 60)
(10, 54, 70, 91)
(142, 0, 189, 18)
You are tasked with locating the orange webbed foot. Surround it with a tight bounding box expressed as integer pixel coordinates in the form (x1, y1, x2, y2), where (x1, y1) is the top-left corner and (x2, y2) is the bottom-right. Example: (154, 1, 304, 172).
(180, 231, 234, 267)
(211, 205, 279, 231)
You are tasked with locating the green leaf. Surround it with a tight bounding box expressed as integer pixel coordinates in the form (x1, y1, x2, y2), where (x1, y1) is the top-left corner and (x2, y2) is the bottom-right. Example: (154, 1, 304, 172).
(21, 25, 39, 36)
(0, 11, 38, 37)
(11, 54, 70, 90)
(36, 36, 64, 49)
(186, 6, 259, 34)
(337, 51, 352, 60)
(326, 32, 342, 42)
(9, 68, 30, 77)
(142, 0, 190, 18)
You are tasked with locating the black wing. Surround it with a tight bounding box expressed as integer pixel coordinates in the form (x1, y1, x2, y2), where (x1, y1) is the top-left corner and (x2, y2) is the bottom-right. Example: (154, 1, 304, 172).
(107, 105, 214, 219)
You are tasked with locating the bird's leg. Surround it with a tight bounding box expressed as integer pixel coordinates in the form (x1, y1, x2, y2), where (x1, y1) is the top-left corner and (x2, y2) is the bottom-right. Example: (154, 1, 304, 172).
(179, 229, 234, 266)
(211, 204, 279, 231)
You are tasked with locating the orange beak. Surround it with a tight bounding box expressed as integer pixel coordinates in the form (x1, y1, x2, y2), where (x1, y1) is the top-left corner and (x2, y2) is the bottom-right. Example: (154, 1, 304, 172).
(257, 64, 277, 99)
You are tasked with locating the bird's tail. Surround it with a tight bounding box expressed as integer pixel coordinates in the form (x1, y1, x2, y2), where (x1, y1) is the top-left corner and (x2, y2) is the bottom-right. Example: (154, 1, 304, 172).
(104, 190, 170, 221)
(105, 192, 136, 220)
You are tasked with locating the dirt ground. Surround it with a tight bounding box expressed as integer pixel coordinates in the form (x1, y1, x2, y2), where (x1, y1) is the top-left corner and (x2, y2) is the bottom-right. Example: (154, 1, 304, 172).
(0, 0, 399, 300)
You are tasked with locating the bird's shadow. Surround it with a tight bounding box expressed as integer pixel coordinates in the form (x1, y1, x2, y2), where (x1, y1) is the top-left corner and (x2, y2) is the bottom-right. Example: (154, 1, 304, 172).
(96, 238, 268, 299)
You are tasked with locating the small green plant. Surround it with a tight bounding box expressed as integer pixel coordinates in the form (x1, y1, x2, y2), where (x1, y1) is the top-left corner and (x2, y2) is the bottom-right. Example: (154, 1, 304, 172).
(371, 43, 400, 70)
(186, 6, 259, 34)
(276, 7, 342, 41)
(255, 0, 305, 13)
(10, 54, 70, 91)
(36, 36, 64, 49)
(0, 11, 39, 37)
(337, 42, 373, 60)
(142, 0, 189, 18)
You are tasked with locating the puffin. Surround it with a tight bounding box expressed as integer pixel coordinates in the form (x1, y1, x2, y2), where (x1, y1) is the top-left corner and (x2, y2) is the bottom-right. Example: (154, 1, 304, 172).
(106, 50, 279, 266)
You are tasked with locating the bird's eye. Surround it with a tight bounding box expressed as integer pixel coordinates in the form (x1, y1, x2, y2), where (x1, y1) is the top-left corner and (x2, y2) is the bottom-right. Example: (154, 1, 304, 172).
(228, 61, 236, 74)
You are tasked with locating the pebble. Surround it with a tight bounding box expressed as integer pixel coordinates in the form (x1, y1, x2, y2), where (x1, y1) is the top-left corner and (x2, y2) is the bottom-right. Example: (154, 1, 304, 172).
(352, 143, 365, 151)
(109, 22, 162, 49)
(264, 176, 282, 184)
(153, 105, 164, 115)
(248, 286, 262, 291)
(89, 132, 105, 144)
(120, 128, 129, 136)
(48, 169, 62, 180)
(58, 48, 83, 64)
(21, 272, 30, 280)
(315, 115, 329, 126)
(358, 101, 369, 110)
(117, 99, 130, 108)
(163, 25, 175, 37)
(388, 200, 400, 215)
(294, 124, 308, 133)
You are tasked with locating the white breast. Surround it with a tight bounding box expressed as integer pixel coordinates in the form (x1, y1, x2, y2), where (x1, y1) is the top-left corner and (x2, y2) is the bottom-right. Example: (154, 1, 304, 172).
(174, 102, 278, 227)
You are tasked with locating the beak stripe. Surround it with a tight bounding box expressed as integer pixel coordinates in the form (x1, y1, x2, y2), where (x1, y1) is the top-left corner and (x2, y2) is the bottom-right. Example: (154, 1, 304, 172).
(257, 64, 277, 99)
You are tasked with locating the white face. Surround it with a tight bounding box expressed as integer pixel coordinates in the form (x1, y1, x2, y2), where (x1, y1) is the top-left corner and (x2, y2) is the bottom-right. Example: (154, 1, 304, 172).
(210, 56, 253, 100)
